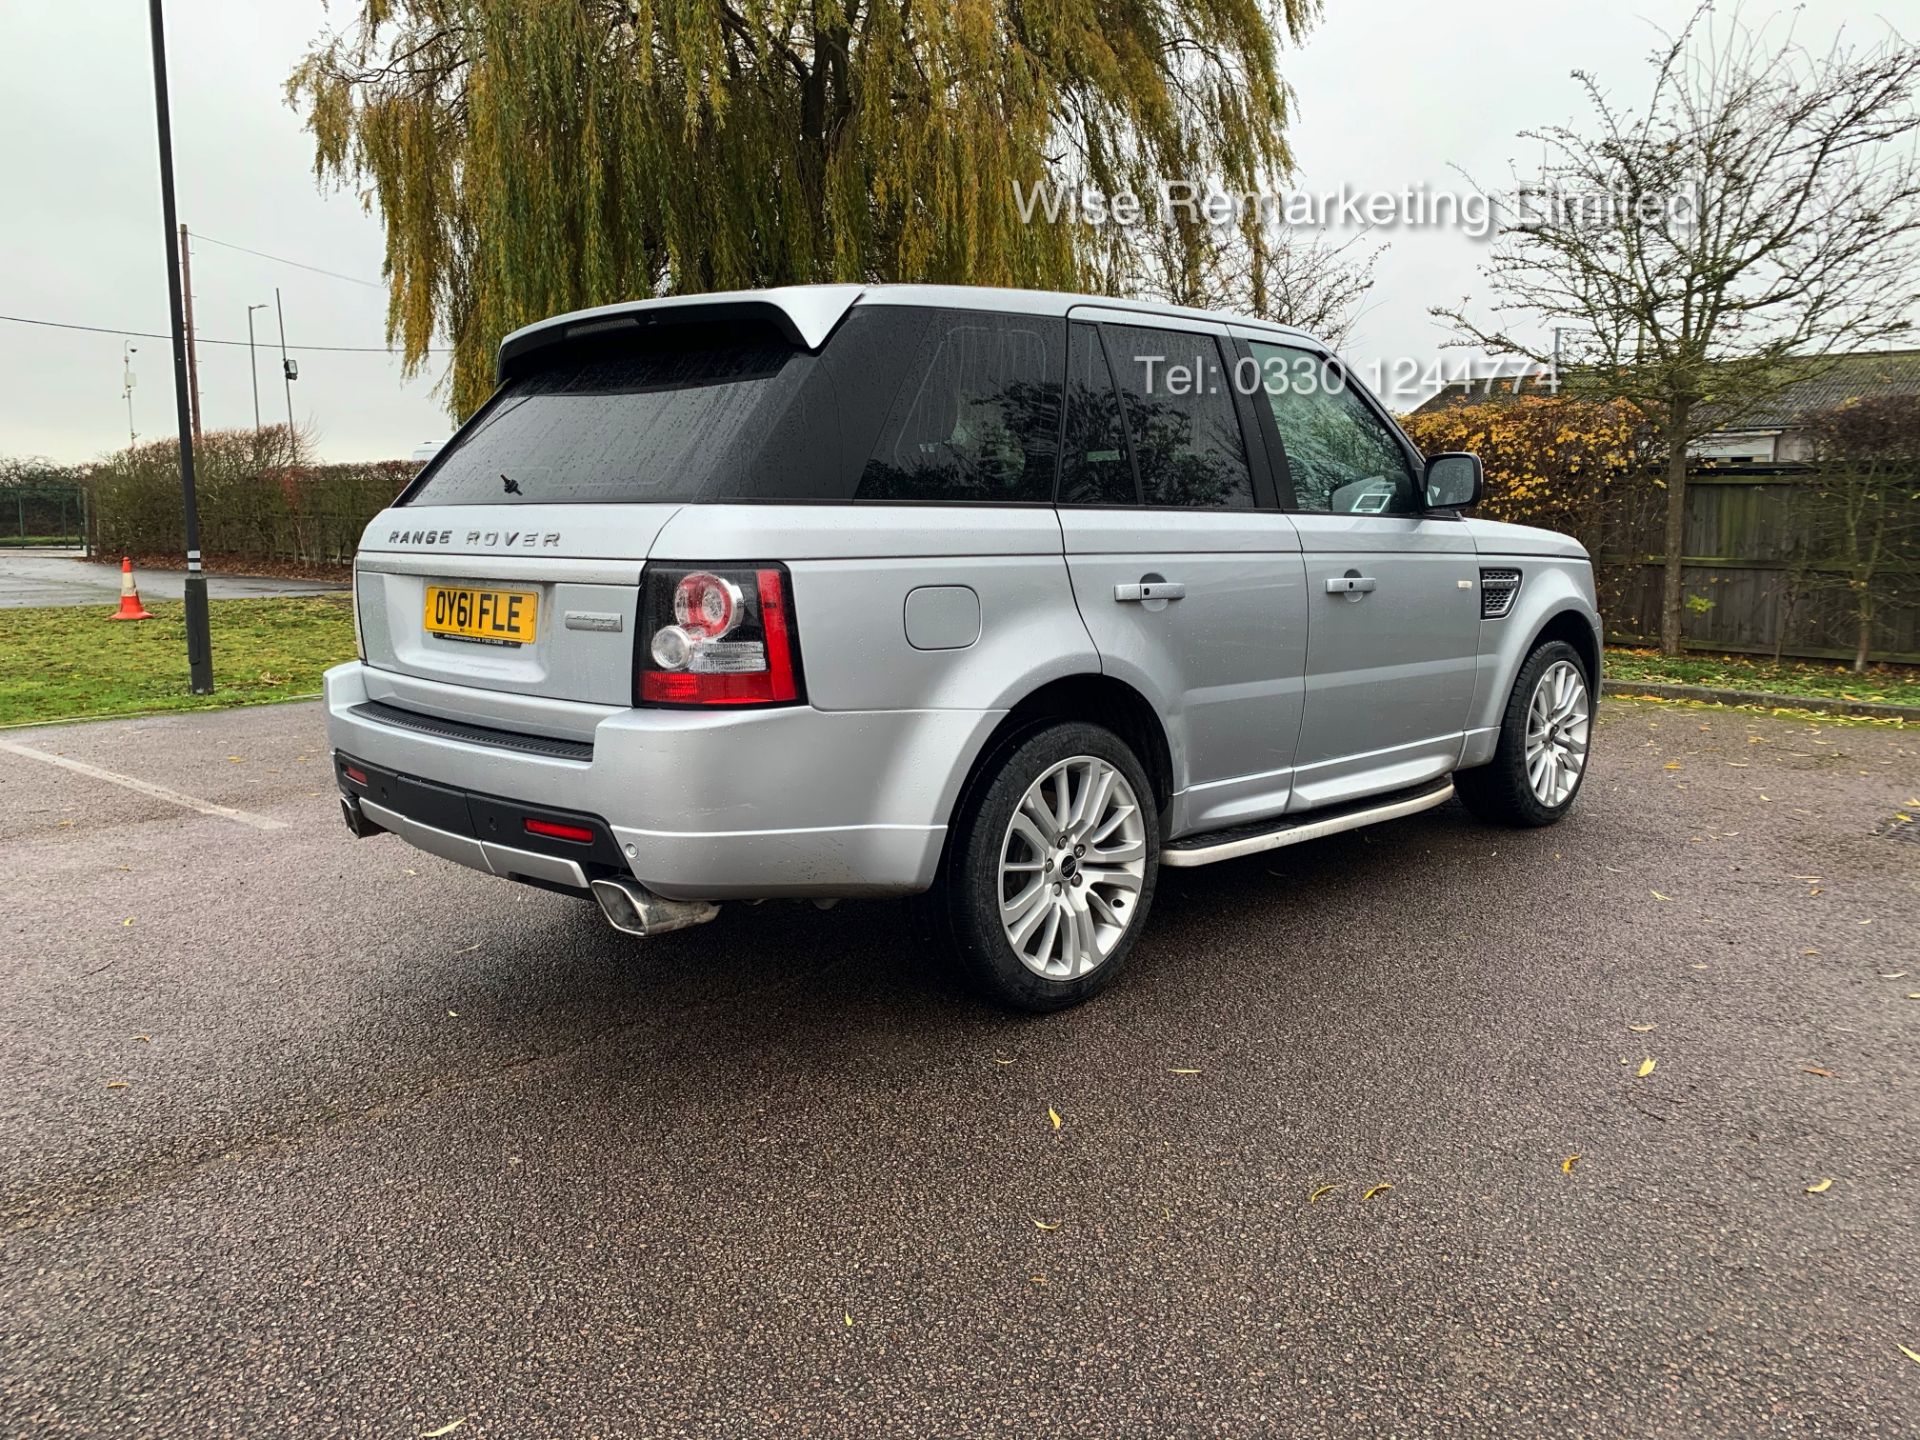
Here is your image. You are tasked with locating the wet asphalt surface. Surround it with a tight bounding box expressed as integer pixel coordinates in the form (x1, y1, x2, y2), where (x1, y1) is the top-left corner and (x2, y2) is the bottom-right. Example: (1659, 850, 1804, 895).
(1, 698, 1916, 1438)
(0, 551, 346, 609)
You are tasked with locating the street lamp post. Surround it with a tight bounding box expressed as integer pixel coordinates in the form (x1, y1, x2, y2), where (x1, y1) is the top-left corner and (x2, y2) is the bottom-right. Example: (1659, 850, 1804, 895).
(246, 303, 267, 430)
(143, 0, 214, 695)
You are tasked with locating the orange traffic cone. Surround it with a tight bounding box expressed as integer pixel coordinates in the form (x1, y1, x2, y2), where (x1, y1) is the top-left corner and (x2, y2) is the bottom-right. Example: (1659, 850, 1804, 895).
(110, 556, 154, 621)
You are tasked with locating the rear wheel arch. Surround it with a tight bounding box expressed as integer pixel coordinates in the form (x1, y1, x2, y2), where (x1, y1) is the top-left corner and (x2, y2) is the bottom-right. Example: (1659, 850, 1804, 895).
(941, 674, 1175, 844)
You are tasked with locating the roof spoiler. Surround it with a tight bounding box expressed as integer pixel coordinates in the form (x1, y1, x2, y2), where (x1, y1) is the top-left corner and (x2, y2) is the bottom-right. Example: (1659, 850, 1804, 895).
(496, 285, 865, 382)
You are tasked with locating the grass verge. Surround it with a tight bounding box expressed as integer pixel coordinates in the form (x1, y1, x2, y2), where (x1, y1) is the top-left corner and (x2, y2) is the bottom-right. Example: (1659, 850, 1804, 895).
(0, 596, 355, 728)
(1605, 647, 1920, 709)
(4, 600, 1912, 729)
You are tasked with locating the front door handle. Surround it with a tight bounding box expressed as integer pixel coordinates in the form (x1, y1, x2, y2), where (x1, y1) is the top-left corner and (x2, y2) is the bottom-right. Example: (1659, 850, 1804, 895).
(1115, 581, 1186, 603)
(1325, 574, 1377, 595)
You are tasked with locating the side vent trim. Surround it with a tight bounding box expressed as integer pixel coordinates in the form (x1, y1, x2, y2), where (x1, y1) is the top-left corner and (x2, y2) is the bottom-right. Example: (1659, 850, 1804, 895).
(1480, 568, 1522, 620)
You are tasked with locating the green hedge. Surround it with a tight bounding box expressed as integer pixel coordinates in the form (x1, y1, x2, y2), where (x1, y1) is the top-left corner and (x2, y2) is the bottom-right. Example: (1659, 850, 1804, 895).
(84, 428, 413, 566)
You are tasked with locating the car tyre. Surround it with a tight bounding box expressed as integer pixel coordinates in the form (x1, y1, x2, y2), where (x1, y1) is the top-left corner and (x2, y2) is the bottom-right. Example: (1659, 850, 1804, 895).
(1455, 639, 1593, 828)
(924, 720, 1160, 1012)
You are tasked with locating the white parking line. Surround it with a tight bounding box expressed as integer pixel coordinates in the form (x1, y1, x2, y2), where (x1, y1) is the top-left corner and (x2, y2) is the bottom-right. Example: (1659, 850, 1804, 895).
(0, 738, 289, 831)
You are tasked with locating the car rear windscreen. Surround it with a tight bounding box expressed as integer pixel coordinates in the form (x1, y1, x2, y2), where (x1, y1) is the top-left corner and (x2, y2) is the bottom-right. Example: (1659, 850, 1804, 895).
(402, 325, 822, 506)
(400, 308, 1068, 506)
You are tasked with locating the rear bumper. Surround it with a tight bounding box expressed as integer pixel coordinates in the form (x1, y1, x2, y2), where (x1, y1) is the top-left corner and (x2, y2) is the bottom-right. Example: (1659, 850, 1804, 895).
(323, 662, 999, 899)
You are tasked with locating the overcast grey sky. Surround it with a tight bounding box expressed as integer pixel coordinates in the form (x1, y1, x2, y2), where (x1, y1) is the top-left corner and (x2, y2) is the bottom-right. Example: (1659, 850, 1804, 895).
(2, 0, 1915, 465)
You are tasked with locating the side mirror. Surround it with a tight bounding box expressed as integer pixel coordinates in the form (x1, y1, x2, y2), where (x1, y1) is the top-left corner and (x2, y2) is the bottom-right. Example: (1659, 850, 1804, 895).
(1423, 452, 1483, 511)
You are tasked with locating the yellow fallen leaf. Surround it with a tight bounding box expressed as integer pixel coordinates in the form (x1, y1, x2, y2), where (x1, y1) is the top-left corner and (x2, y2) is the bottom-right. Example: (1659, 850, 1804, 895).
(1637, 1057, 1657, 1078)
(1307, 1183, 1341, 1204)
(1908, 993, 1920, 1001)
(1033, 1219, 1060, 1232)
(1628, 1024, 1656, 1033)
(1901, 1343, 1920, 1367)
(446, 1010, 460, 1018)
(1883, 972, 1908, 979)
(1803, 1067, 1835, 1078)
(1805, 1178, 1833, 1194)
(1168, 1068, 1202, 1075)
(1361, 1183, 1393, 1201)
(132, 1034, 150, 1044)
(122, 918, 134, 927)
(1030, 1274, 1046, 1284)
(104, 1080, 128, 1089)
(1664, 761, 1682, 770)
(1802, 949, 1820, 956)
(1651, 891, 1673, 902)
(1561, 1154, 1580, 1173)
(1047, 1107, 1061, 1131)
(420, 1420, 466, 1439)
(844, 1313, 853, 1327)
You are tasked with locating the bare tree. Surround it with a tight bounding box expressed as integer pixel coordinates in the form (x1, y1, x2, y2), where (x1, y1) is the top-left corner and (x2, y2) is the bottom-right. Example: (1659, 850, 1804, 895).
(1435, 6, 1920, 654)
(1112, 215, 1384, 350)
(1800, 396, 1920, 671)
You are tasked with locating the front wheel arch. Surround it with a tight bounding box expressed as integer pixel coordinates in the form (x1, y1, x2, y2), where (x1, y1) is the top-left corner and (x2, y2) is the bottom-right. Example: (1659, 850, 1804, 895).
(1527, 607, 1601, 693)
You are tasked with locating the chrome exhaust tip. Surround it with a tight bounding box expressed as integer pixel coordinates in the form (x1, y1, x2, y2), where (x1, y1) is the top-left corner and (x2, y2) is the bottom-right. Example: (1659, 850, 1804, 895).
(340, 794, 385, 840)
(590, 876, 719, 938)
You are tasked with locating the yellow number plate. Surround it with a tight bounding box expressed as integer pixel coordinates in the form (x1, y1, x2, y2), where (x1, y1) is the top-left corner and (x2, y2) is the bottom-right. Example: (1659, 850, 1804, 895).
(423, 585, 539, 647)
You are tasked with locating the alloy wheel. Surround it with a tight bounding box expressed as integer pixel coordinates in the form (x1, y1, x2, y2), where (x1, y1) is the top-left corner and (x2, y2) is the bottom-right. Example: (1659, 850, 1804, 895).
(998, 755, 1148, 979)
(1524, 659, 1591, 807)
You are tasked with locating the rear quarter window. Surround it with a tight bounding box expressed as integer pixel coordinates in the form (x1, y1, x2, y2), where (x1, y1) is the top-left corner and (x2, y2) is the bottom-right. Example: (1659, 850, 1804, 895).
(854, 312, 1063, 504)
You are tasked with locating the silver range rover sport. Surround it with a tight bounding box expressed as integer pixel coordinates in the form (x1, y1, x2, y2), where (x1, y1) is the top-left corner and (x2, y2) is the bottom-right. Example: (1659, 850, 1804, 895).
(329, 284, 1601, 1011)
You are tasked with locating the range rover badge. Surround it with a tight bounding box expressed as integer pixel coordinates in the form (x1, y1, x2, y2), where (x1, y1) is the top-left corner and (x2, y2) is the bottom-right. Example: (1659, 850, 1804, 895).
(564, 611, 623, 633)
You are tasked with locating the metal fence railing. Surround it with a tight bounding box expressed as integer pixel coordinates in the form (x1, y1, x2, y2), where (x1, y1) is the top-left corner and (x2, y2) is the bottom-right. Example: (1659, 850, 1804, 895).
(1, 483, 87, 549)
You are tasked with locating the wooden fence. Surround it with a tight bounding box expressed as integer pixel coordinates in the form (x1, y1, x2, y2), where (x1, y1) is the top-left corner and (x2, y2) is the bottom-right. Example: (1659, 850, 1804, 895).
(1595, 469, 1919, 664)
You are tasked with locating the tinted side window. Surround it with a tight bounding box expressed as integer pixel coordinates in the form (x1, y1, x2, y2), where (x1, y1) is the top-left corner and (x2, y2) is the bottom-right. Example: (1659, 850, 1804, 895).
(855, 312, 1061, 503)
(1059, 323, 1135, 505)
(1250, 341, 1416, 514)
(1102, 325, 1253, 509)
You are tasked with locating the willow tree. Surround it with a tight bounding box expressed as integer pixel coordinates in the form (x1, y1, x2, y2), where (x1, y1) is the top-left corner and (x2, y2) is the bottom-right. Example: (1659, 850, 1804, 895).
(290, 0, 1317, 417)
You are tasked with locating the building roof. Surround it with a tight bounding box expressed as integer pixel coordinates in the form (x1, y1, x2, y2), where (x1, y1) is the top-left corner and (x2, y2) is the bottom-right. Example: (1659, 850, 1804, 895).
(1408, 349, 1920, 427)
(1732, 350, 1920, 427)
(1407, 373, 1557, 416)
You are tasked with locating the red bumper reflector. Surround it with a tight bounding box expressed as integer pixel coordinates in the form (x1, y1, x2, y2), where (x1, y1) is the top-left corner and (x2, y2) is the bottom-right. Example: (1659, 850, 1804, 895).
(343, 765, 368, 785)
(524, 817, 595, 844)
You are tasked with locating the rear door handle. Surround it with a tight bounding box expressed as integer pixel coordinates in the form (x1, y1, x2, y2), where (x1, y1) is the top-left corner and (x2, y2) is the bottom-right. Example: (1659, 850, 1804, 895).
(1115, 581, 1185, 602)
(1325, 575, 1376, 594)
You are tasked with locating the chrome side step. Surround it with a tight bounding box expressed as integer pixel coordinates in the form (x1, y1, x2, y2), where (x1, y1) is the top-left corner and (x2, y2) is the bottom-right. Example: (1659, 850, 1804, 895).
(1161, 780, 1455, 869)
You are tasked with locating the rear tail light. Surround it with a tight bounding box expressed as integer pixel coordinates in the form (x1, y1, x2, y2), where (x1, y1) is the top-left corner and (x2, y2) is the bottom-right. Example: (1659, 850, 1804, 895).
(637, 564, 803, 707)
